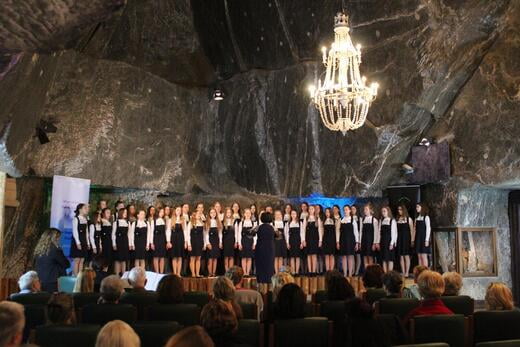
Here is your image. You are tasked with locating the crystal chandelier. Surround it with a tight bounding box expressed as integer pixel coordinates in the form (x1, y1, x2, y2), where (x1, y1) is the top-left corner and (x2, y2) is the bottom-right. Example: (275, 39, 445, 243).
(308, 12, 378, 135)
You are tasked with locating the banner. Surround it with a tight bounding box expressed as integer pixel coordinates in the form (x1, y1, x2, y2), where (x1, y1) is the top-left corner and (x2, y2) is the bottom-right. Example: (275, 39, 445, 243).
(50, 175, 91, 258)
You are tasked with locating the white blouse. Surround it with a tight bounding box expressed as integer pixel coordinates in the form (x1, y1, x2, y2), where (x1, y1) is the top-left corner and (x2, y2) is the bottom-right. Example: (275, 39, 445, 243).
(88, 223, 101, 250)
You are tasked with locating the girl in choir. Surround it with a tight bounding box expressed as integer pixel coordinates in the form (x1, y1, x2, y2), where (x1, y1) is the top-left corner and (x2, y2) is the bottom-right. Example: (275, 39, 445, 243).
(115, 200, 125, 213)
(273, 210, 286, 273)
(188, 211, 205, 277)
(172, 206, 188, 275)
(338, 205, 359, 277)
(182, 203, 190, 220)
(127, 204, 137, 223)
(89, 211, 102, 257)
(322, 208, 337, 271)
(205, 208, 223, 277)
(147, 205, 157, 222)
(250, 204, 258, 223)
(237, 208, 257, 276)
(112, 208, 130, 275)
(332, 205, 341, 223)
(70, 203, 90, 275)
(305, 205, 322, 275)
(222, 207, 236, 271)
(285, 210, 305, 275)
(164, 205, 172, 221)
(351, 205, 363, 276)
(132, 210, 148, 269)
(97, 200, 107, 213)
(214, 201, 224, 222)
(100, 208, 113, 266)
(231, 202, 241, 225)
(196, 203, 206, 221)
(380, 206, 398, 272)
(396, 204, 414, 277)
(149, 207, 167, 273)
(283, 204, 292, 224)
(360, 203, 379, 266)
(300, 202, 309, 222)
(415, 203, 431, 267)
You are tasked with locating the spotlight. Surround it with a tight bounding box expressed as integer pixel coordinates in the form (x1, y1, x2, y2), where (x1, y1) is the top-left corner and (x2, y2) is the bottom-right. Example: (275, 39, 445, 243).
(402, 163, 414, 174)
(419, 138, 431, 146)
(213, 88, 224, 101)
(35, 127, 50, 144)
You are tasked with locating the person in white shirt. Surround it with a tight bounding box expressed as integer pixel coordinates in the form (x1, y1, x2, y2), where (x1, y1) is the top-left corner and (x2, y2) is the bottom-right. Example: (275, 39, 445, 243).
(396, 204, 415, 277)
(205, 208, 223, 277)
(272, 210, 287, 274)
(237, 209, 257, 276)
(284, 210, 305, 276)
(305, 205, 322, 275)
(112, 208, 130, 275)
(70, 203, 90, 275)
(188, 211, 205, 277)
(222, 208, 237, 272)
(149, 207, 167, 274)
(338, 205, 359, 277)
(169, 206, 188, 276)
(415, 203, 432, 267)
(322, 208, 338, 272)
(131, 210, 148, 269)
(379, 206, 398, 272)
(360, 203, 379, 267)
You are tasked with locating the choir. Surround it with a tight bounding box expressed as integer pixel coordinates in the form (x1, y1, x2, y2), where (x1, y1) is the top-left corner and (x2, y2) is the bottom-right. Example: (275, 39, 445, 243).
(69, 200, 432, 277)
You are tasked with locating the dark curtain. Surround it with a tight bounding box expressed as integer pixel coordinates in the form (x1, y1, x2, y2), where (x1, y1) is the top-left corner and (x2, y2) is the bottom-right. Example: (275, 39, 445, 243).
(507, 191, 520, 303)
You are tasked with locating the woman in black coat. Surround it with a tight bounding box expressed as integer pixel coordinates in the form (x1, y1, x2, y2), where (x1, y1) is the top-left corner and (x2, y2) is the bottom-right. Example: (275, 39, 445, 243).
(254, 212, 275, 284)
(34, 228, 70, 292)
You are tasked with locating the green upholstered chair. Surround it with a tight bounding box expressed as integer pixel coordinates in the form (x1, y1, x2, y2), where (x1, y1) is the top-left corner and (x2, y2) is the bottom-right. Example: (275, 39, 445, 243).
(35, 324, 100, 347)
(183, 291, 210, 307)
(81, 303, 137, 325)
(474, 310, 520, 343)
(269, 317, 332, 347)
(239, 302, 258, 320)
(476, 339, 520, 347)
(237, 319, 264, 347)
(376, 298, 420, 320)
(440, 295, 474, 316)
(364, 288, 387, 305)
(132, 321, 183, 347)
(148, 303, 201, 326)
(410, 314, 467, 347)
(120, 291, 157, 320)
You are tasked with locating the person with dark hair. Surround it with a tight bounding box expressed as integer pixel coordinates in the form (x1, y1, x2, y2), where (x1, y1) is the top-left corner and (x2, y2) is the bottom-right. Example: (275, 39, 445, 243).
(347, 298, 391, 347)
(325, 270, 355, 301)
(47, 293, 75, 324)
(156, 274, 184, 304)
(201, 299, 243, 347)
(112, 208, 130, 275)
(382, 271, 403, 298)
(34, 228, 70, 292)
(212, 277, 243, 319)
(254, 212, 275, 284)
(415, 203, 431, 267)
(92, 255, 110, 292)
(225, 266, 263, 320)
(70, 203, 90, 275)
(274, 283, 306, 320)
(165, 326, 215, 347)
(362, 264, 384, 289)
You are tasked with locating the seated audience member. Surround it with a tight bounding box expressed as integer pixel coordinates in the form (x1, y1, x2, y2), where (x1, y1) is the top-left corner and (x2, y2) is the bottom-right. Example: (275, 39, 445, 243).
(34, 228, 70, 292)
(382, 271, 403, 298)
(442, 271, 463, 296)
(212, 276, 243, 319)
(201, 299, 242, 347)
(404, 270, 453, 323)
(92, 256, 110, 292)
(325, 270, 356, 301)
(12, 271, 41, 297)
(165, 326, 215, 347)
(485, 282, 516, 311)
(127, 267, 147, 292)
(273, 283, 306, 320)
(98, 275, 124, 304)
(403, 265, 428, 299)
(73, 268, 96, 293)
(271, 271, 294, 301)
(156, 274, 184, 304)
(226, 266, 262, 318)
(362, 264, 384, 290)
(47, 293, 76, 325)
(347, 298, 390, 347)
(0, 301, 25, 347)
(95, 320, 140, 347)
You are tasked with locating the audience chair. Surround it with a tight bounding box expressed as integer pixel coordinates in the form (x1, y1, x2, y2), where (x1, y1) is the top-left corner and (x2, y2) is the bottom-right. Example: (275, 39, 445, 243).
(58, 276, 76, 293)
(9, 292, 51, 305)
(476, 340, 520, 347)
(269, 318, 333, 347)
(394, 344, 449, 347)
(440, 295, 474, 316)
(72, 292, 100, 310)
(376, 298, 420, 320)
(410, 314, 467, 347)
(35, 324, 100, 347)
(237, 319, 264, 347)
(319, 300, 348, 322)
(148, 303, 201, 326)
(375, 313, 408, 346)
(132, 321, 183, 347)
(313, 290, 328, 304)
(239, 302, 258, 320)
(22, 304, 47, 342)
(364, 288, 387, 305)
(81, 303, 137, 325)
(474, 310, 520, 344)
(183, 291, 210, 307)
(120, 291, 158, 320)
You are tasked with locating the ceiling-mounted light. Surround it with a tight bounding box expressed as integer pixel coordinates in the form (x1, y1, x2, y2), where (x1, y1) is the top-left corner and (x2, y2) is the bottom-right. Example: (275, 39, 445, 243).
(213, 88, 224, 101)
(419, 138, 431, 146)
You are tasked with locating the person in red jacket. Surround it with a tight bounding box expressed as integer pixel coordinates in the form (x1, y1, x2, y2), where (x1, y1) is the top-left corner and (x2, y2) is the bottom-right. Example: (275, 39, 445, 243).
(404, 270, 453, 324)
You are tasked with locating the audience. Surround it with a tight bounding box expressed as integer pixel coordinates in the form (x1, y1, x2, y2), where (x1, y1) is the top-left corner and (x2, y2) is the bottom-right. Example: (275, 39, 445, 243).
(47, 293, 76, 324)
(347, 298, 390, 347)
(362, 264, 384, 289)
(95, 320, 140, 347)
(14, 271, 41, 295)
(98, 275, 124, 304)
(201, 299, 241, 347)
(34, 228, 70, 293)
(404, 270, 453, 324)
(271, 271, 294, 300)
(0, 301, 25, 347)
(403, 265, 427, 299)
(156, 274, 184, 304)
(73, 268, 96, 293)
(92, 256, 111, 292)
(212, 276, 243, 319)
(225, 266, 262, 319)
(127, 267, 147, 292)
(485, 282, 515, 311)
(273, 283, 306, 320)
(325, 270, 356, 301)
(382, 271, 403, 298)
(165, 326, 215, 347)
(442, 271, 463, 296)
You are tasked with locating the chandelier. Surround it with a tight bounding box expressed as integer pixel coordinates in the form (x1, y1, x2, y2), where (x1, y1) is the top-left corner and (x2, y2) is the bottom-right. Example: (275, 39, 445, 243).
(308, 12, 378, 135)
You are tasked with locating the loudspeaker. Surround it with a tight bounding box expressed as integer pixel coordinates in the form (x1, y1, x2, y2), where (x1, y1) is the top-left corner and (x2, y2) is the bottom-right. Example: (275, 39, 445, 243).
(385, 185, 421, 218)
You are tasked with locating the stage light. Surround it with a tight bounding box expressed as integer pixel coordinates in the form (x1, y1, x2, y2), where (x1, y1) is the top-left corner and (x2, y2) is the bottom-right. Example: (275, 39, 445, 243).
(213, 88, 224, 101)
(35, 127, 50, 144)
(419, 138, 431, 146)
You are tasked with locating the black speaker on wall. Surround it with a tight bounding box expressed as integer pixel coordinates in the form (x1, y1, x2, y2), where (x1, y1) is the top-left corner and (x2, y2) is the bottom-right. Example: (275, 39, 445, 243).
(385, 185, 421, 218)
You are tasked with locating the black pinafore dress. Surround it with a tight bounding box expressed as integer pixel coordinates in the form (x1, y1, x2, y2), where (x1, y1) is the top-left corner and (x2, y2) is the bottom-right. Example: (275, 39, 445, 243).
(153, 220, 167, 258)
(91, 223, 102, 251)
(288, 223, 302, 258)
(170, 222, 185, 258)
(306, 220, 319, 255)
(322, 220, 336, 255)
(208, 226, 221, 259)
(415, 217, 431, 254)
(134, 222, 148, 260)
(274, 221, 287, 258)
(397, 218, 412, 256)
(241, 223, 254, 258)
(191, 225, 204, 257)
(340, 218, 356, 256)
(114, 220, 129, 261)
(70, 217, 88, 258)
(101, 222, 113, 262)
(380, 220, 395, 261)
(361, 216, 375, 256)
(223, 223, 235, 257)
